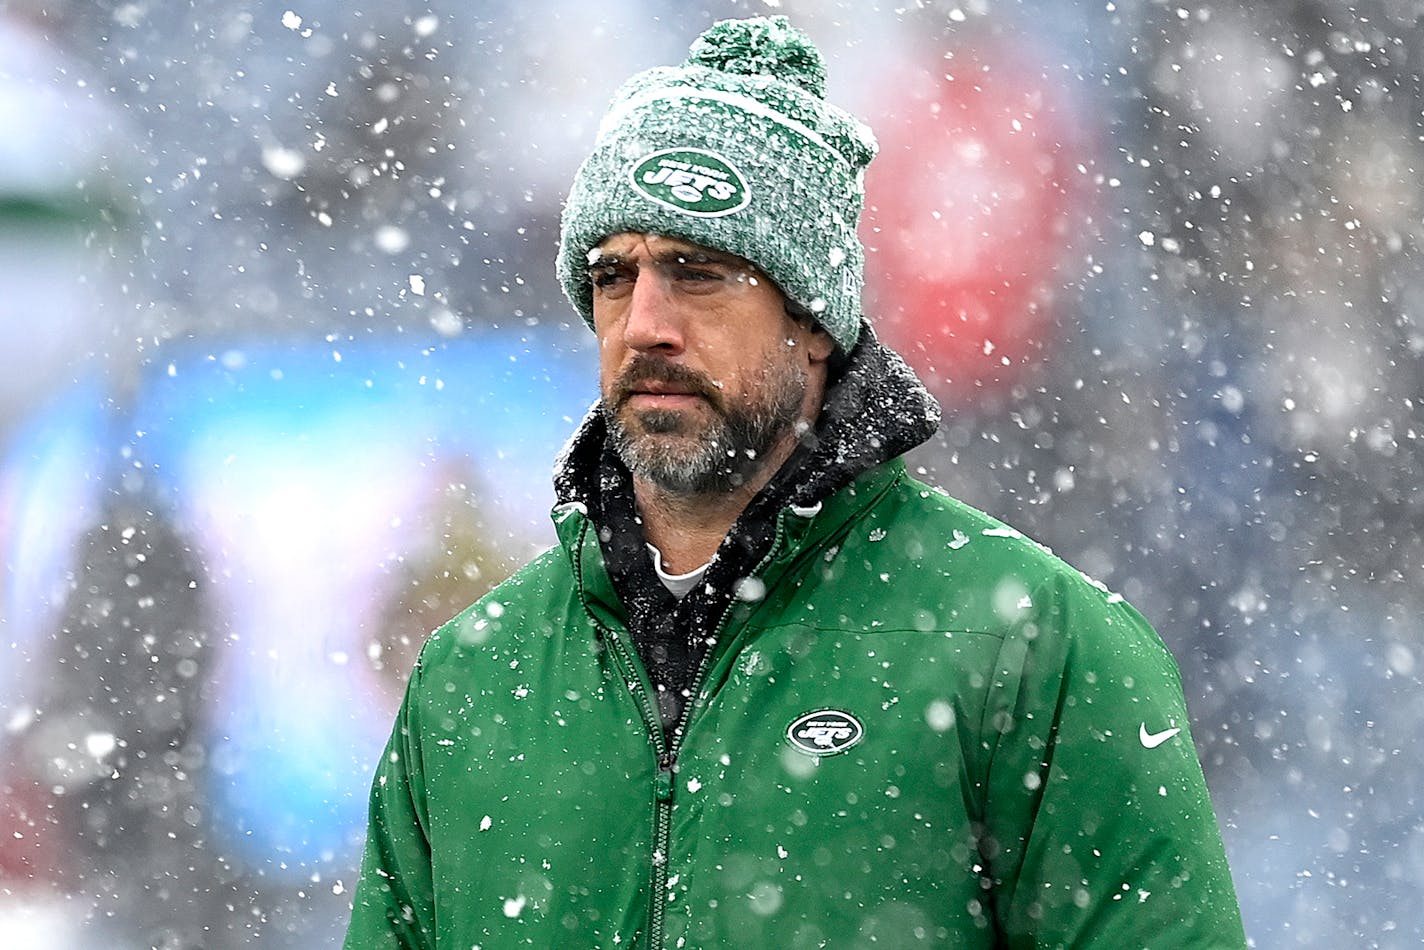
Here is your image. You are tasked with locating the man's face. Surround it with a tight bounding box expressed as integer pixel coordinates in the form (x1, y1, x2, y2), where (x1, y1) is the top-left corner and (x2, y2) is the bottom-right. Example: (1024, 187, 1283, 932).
(590, 233, 835, 496)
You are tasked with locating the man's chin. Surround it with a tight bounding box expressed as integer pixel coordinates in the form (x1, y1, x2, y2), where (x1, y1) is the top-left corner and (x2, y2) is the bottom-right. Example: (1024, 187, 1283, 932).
(625, 432, 710, 465)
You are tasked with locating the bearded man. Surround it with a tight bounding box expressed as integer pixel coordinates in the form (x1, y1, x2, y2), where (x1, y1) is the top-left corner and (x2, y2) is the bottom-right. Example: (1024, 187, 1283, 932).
(344, 16, 1246, 949)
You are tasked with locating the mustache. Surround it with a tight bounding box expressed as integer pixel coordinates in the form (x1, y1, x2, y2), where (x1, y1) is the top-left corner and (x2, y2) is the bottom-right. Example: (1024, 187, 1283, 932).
(609, 356, 725, 413)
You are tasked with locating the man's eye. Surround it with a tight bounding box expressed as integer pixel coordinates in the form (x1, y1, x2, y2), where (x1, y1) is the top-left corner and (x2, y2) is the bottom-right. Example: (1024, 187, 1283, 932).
(591, 269, 632, 293)
(672, 266, 724, 287)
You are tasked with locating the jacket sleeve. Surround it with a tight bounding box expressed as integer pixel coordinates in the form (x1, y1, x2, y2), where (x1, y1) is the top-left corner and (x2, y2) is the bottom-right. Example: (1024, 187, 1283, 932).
(978, 571, 1246, 948)
(343, 666, 438, 950)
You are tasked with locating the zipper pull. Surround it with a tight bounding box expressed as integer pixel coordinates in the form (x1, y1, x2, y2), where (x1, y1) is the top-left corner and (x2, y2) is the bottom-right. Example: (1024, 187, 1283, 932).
(654, 756, 675, 803)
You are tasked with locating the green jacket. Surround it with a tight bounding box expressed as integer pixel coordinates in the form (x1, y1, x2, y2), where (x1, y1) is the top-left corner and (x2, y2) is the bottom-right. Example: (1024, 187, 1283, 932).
(345, 459, 1245, 949)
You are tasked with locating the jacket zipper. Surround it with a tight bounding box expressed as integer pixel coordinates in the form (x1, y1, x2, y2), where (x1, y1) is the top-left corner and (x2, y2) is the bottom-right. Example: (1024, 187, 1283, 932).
(651, 751, 675, 943)
(602, 516, 790, 949)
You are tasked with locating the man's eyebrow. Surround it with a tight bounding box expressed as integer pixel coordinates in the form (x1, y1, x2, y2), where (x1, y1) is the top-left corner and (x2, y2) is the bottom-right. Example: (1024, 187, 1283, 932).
(588, 246, 753, 271)
(652, 246, 750, 268)
(587, 252, 631, 269)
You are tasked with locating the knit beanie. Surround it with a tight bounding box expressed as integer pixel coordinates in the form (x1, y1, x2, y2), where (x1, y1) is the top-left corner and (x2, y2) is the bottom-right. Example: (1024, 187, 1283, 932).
(556, 16, 877, 352)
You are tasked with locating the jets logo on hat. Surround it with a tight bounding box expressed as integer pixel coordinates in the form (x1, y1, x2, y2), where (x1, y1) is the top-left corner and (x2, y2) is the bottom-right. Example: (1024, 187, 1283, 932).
(786, 709, 864, 756)
(628, 148, 751, 218)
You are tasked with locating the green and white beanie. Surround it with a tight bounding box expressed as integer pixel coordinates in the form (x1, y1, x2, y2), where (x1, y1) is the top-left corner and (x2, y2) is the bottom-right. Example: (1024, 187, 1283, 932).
(556, 15, 878, 352)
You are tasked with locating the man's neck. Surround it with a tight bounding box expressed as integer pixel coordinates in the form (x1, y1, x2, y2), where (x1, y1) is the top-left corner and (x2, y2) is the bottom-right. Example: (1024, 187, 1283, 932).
(634, 481, 760, 575)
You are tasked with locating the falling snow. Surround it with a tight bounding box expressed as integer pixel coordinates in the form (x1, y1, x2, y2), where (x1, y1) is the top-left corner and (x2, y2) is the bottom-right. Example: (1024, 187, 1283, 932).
(0, 2, 1420, 948)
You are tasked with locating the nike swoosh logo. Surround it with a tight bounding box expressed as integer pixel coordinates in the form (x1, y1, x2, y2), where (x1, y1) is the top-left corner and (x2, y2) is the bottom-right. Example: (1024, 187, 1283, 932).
(1139, 723, 1181, 749)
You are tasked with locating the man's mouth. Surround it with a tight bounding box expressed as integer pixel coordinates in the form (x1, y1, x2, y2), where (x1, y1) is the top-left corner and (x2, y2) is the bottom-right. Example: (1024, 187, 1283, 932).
(623, 387, 706, 411)
(630, 379, 701, 397)
(613, 359, 721, 413)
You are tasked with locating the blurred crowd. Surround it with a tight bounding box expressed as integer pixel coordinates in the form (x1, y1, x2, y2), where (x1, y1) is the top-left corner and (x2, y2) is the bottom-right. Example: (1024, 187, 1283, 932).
(1, 0, 1422, 946)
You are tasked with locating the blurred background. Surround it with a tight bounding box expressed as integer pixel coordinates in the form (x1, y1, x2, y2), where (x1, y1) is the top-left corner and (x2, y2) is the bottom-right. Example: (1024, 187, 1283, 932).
(0, 0, 1420, 946)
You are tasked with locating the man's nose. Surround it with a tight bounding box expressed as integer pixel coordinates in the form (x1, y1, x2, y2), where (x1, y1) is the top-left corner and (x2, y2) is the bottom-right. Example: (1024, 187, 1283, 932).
(622, 269, 686, 354)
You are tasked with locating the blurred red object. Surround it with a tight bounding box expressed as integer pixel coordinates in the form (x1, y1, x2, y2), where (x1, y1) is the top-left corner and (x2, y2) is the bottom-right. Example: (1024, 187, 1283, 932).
(0, 770, 62, 883)
(863, 35, 1086, 395)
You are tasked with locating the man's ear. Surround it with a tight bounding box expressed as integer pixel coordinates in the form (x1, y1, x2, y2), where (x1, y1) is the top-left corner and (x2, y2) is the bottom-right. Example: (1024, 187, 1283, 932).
(806, 326, 837, 365)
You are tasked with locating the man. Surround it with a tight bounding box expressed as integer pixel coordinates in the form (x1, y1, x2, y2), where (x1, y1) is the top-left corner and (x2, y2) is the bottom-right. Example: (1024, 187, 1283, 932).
(344, 16, 1246, 949)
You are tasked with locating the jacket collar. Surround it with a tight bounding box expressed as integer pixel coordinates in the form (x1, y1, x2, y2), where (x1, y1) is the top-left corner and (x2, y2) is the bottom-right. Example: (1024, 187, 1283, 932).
(552, 457, 910, 632)
(551, 499, 625, 630)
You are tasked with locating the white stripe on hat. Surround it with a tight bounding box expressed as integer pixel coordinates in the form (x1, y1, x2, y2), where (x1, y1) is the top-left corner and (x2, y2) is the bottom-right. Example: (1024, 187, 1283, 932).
(597, 85, 842, 161)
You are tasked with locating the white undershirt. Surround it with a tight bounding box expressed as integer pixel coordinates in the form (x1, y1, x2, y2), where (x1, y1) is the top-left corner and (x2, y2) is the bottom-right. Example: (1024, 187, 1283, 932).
(647, 543, 709, 599)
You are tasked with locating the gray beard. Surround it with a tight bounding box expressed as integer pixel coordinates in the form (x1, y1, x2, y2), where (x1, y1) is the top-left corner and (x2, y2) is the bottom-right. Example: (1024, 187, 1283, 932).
(604, 362, 808, 497)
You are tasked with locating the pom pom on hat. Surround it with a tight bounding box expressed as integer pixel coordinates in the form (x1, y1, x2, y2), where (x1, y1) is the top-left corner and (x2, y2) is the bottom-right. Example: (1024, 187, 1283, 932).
(685, 15, 828, 99)
(557, 16, 876, 352)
